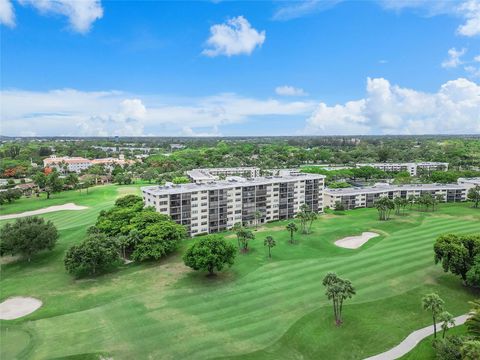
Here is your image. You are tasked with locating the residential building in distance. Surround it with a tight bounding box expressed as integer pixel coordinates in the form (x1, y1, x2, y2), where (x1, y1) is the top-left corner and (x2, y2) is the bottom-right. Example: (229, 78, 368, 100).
(187, 167, 261, 183)
(43, 154, 135, 173)
(43, 156, 92, 173)
(355, 162, 448, 176)
(457, 177, 480, 189)
(142, 173, 325, 235)
(324, 183, 467, 210)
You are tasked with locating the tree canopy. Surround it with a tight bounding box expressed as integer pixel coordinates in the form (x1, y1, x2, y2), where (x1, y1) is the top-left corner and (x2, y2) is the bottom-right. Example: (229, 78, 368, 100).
(0, 216, 58, 261)
(183, 235, 236, 275)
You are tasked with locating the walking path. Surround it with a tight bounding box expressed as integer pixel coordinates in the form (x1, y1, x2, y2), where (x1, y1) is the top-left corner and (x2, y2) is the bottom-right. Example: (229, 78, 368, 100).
(0, 203, 88, 220)
(364, 314, 469, 360)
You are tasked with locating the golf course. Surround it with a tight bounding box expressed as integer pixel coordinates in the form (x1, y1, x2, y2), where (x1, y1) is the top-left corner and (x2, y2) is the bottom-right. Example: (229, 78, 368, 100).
(1, 184, 479, 359)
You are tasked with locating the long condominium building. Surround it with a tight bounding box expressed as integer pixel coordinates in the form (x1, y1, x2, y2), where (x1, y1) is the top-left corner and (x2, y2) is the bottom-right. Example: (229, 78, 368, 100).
(142, 173, 325, 235)
(186, 167, 261, 183)
(457, 177, 480, 189)
(324, 183, 467, 210)
(43, 155, 134, 173)
(355, 162, 448, 176)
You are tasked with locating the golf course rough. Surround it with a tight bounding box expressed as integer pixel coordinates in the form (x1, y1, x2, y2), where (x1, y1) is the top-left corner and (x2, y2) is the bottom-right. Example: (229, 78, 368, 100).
(0, 184, 479, 359)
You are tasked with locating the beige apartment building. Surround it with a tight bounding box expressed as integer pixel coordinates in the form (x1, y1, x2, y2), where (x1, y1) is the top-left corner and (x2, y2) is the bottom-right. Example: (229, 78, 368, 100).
(142, 173, 325, 235)
(324, 183, 467, 210)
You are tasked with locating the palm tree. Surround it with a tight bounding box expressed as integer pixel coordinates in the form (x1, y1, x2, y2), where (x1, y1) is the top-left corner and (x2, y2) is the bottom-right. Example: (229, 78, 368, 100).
(408, 195, 416, 210)
(422, 293, 445, 338)
(466, 299, 480, 338)
(264, 236, 276, 258)
(286, 222, 298, 244)
(439, 311, 455, 338)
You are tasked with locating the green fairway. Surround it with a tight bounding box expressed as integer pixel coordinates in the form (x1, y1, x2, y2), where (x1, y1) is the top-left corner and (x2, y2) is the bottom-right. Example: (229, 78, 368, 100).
(1, 189, 479, 360)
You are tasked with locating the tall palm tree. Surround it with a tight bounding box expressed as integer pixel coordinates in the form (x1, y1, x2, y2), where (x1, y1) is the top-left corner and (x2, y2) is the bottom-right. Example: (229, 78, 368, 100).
(286, 222, 298, 244)
(264, 236, 276, 258)
(422, 293, 445, 338)
(439, 311, 455, 339)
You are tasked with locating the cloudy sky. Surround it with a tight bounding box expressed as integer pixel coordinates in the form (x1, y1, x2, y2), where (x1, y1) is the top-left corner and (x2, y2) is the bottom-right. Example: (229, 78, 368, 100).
(1, 0, 479, 136)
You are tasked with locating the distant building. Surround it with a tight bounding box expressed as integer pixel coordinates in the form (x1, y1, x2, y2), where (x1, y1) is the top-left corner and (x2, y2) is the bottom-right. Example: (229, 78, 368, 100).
(170, 144, 186, 151)
(355, 162, 448, 176)
(43, 154, 135, 173)
(142, 173, 325, 235)
(187, 167, 261, 183)
(324, 183, 466, 210)
(43, 156, 92, 173)
(457, 177, 480, 190)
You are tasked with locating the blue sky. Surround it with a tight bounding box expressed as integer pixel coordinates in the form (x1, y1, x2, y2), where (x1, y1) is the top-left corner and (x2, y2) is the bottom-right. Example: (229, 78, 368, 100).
(1, 0, 479, 136)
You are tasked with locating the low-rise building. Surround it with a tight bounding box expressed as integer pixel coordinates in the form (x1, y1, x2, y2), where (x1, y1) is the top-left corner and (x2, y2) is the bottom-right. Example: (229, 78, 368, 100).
(458, 177, 480, 189)
(142, 173, 325, 235)
(43, 156, 92, 173)
(187, 167, 261, 183)
(324, 183, 467, 210)
(355, 162, 448, 176)
(43, 155, 135, 173)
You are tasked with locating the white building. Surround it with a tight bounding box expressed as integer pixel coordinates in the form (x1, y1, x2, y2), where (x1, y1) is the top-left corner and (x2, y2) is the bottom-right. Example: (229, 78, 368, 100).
(187, 167, 261, 183)
(43, 155, 135, 173)
(324, 183, 467, 210)
(356, 162, 448, 176)
(142, 173, 325, 235)
(458, 177, 480, 190)
(43, 156, 92, 173)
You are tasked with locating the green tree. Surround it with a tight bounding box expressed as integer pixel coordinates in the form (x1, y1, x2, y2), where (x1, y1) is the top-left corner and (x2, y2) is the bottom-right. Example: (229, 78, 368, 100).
(422, 293, 445, 338)
(466, 255, 480, 288)
(466, 299, 480, 338)
(374, 197, 395, 221)
(334, 201, 345, 211)
(461, 341, 480, 360)
(296, 204, 311, 233)
(65, 173, 79, 189)
(0, 188, 22, 205)
(236, 228, 255, 252)
(183, 235, 236, 276)
(131, 221, 187, 261)
(0, 216, 58, 262)
(64, 233, 120, 277)
(467, 186, 480, 208)
(172, 176, 190, 184)
(434, 234, 480, 285)
(439, 311, 455, 339)
(286, 222, 298, 244)
(322, 272, 356, 326)
(264, 236, 276, 258)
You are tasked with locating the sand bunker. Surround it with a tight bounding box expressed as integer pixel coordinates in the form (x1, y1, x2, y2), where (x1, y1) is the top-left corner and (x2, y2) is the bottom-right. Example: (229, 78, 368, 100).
(0, 297, 42, 320)
(0, 203, 87, 220)
(335, 232, 379, 249)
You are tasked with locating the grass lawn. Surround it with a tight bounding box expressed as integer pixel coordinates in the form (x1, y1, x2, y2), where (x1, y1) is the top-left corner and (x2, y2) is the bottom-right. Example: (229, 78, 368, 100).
(1, 189, 479, 359)
(399, 325, 469, 360)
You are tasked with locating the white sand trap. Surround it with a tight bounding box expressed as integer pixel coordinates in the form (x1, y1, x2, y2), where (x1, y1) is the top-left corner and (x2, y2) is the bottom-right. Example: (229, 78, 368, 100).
(335, 232, 379, 249)
(0, 203, 87, 220)
(0, 297, 42, 320)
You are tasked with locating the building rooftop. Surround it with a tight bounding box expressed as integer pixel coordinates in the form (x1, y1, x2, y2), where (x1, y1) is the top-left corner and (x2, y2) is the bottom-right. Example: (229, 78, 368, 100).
(143, 173, 325, 195)
(325, 183, 466, 196)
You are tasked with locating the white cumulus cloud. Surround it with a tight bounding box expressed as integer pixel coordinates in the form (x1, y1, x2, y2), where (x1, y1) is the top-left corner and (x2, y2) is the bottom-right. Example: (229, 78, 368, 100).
(19, 0, 103, 33)
(456, 0, 480, 36)
(304, 77, 480, 135)
(0, 0, 15, 27)
(275, 85, 308, 96)
(202, 16, 265, 57)
(442, 48, 466, 68)
(0, 89, 315, 136)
